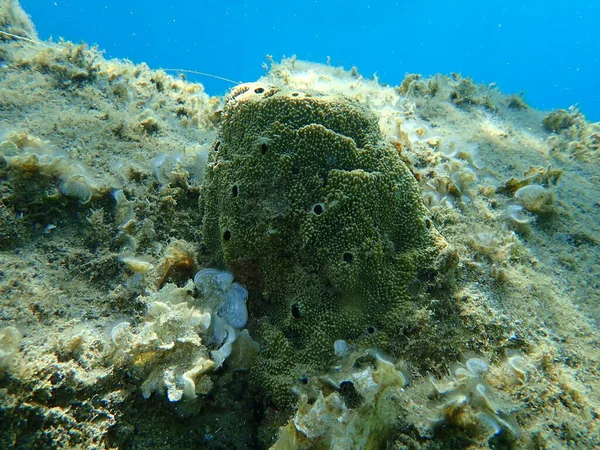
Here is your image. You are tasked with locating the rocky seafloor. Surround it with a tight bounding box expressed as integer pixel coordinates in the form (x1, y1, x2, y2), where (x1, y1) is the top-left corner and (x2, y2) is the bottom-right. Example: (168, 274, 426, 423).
(0, 1, 599, 449)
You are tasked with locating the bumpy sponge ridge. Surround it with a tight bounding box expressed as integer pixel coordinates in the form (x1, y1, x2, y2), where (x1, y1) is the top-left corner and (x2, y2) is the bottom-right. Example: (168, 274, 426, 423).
(201, 83, 449, 406)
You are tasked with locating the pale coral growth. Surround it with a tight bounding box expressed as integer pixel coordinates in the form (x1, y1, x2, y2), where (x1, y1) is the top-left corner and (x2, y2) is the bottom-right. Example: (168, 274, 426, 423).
(193, 267, 248, 329)
(469, 230, 501, 256)
(441, 139, 483, 169)
(272, 354, 408, 450)
(110, 271, 255, 401)
(514, 184, 554, 214)
(0, 133, 103, 203)
(112, 189, 135, 230)
(110, 281, 214, 402)
(193, 267, 251, 368)
(117, 255, 155, 274)
(157, 240, 199, 288)
(506, 204, 533, 225)
(141, 357, 214, 402)
(152, 152, 185, 186)
(468, 228, 518, 269)
(484, 351, 535, 386)
(506, 355, 529, 382)
(0, 326, 22, 372)
(429, 357, 520, 440)
(451, 168, 478, 198)
(110, 321, 131, 347)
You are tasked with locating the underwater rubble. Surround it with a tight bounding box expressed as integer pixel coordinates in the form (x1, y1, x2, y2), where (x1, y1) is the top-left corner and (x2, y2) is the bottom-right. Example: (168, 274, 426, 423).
(0, 1, 599, 449)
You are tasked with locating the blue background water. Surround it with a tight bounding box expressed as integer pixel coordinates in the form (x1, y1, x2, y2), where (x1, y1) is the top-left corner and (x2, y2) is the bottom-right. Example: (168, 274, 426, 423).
(20, 1, 600, 121)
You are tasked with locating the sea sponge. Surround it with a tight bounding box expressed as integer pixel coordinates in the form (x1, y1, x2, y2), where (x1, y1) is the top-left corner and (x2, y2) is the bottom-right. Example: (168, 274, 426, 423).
(200, 83, 450, 407)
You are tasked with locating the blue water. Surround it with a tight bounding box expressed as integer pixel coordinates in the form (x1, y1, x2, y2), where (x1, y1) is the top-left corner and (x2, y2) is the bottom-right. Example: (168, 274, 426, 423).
(21, 1, 600, 121)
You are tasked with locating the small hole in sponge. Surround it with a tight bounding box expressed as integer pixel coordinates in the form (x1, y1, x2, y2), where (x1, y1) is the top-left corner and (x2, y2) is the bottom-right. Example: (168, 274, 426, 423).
(232, 184, 238, 197)
(299, 376, 309, 385)
(291, 304, 301, 319)
(425, 218, 432, 229)
(312, 203, 324, 215)
(343, 252, 354, 263)
(223, 230, 231, 241)
(366, 326, 375, 335)
(214, 141, 220, 152)
(261, 143, 268, 154)
(254, 87, 265, 94)
(292, 92, 299, 97)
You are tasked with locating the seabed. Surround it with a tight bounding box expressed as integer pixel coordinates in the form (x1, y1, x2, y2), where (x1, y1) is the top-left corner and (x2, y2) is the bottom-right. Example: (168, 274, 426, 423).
(0, 1, 599, 449)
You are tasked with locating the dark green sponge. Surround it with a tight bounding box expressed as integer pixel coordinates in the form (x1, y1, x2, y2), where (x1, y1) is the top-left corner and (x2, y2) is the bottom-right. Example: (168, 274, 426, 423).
(201, 83, 448, 407)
